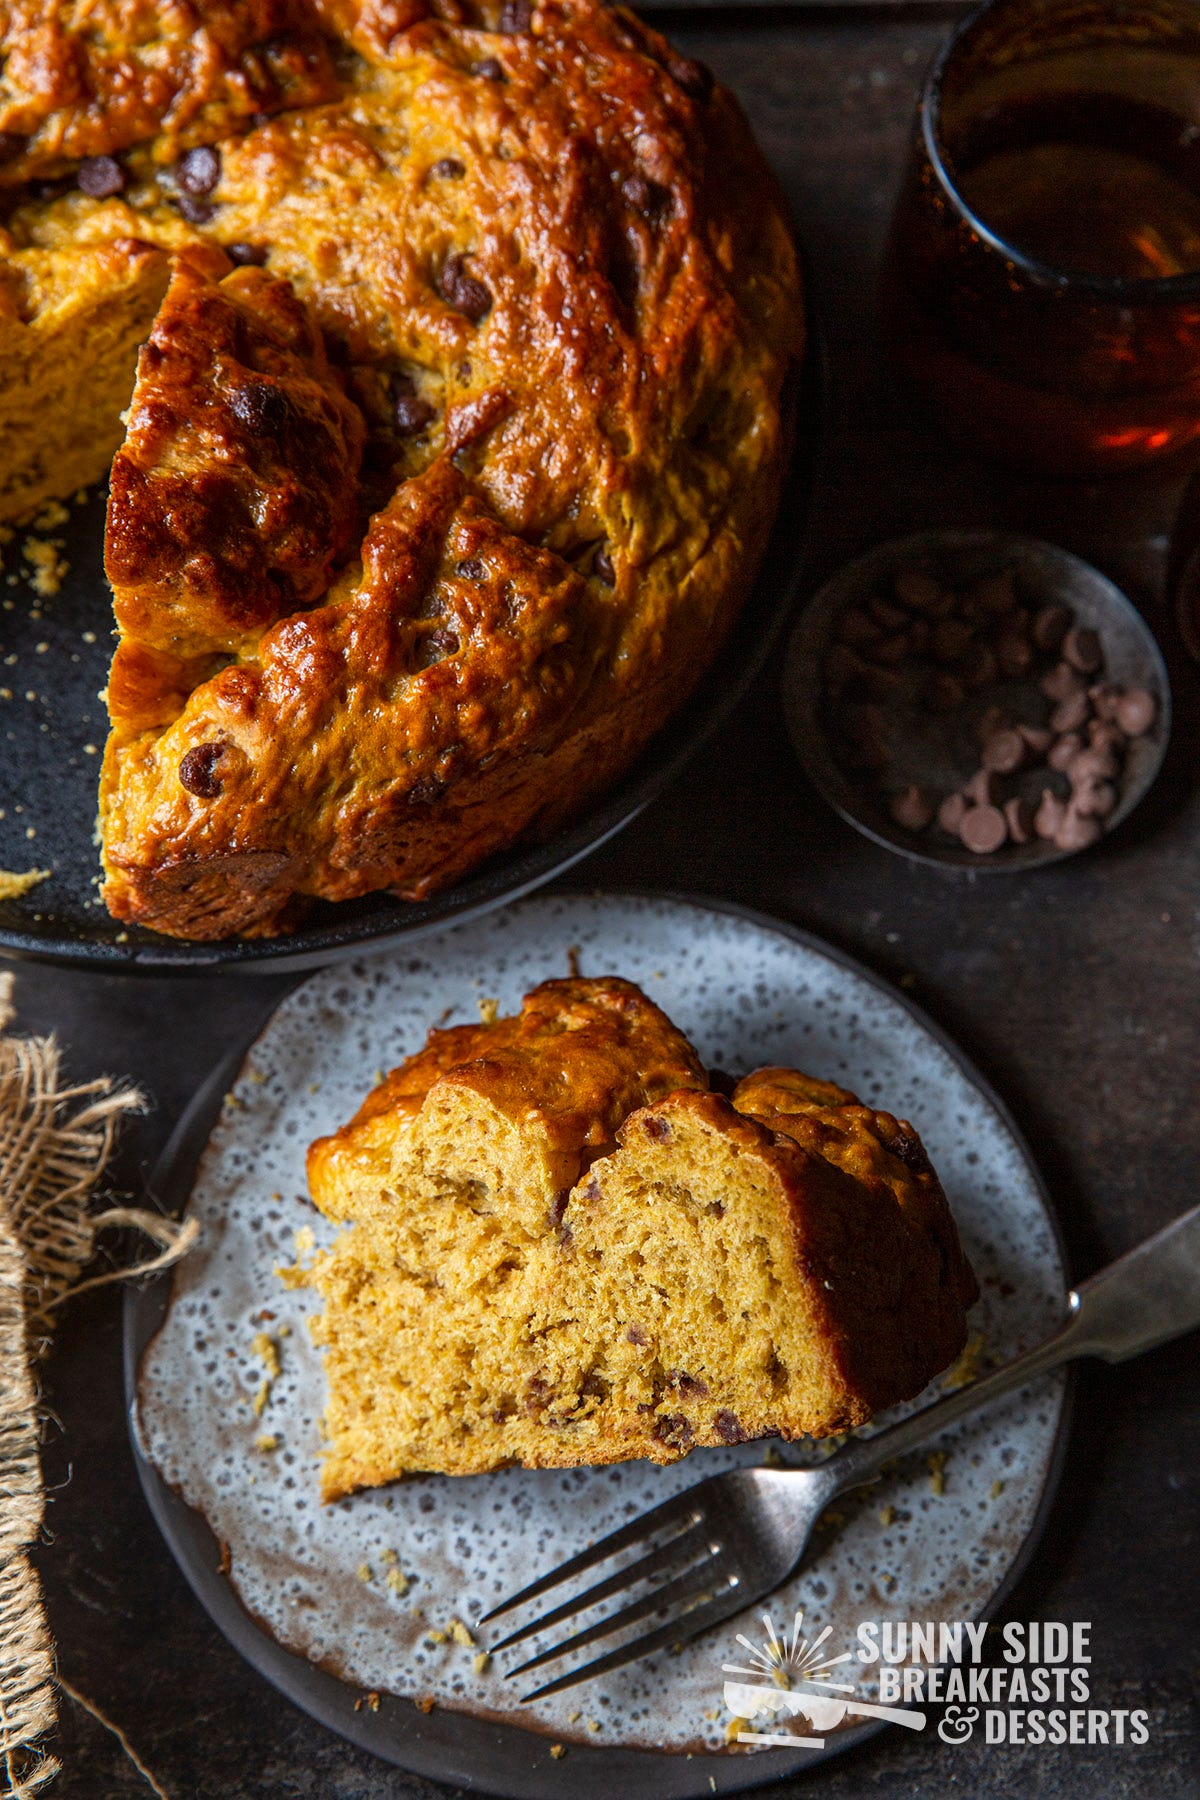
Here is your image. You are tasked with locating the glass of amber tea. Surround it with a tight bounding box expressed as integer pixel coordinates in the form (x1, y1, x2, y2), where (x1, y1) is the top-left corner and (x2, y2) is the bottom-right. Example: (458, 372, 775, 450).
(882, 0, 1200, 477)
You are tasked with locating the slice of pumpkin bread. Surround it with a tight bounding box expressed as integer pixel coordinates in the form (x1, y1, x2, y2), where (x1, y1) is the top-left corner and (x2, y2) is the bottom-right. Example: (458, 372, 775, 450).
(298, 978, 976, 1499)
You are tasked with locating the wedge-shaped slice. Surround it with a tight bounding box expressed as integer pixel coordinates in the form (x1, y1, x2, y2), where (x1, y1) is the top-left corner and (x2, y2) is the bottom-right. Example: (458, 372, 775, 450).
(297, 977, 975, 1499)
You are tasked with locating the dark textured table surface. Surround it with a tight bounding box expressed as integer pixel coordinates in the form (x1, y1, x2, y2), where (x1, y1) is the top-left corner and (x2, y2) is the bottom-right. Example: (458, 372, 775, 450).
(6, 9, 1199, 1798)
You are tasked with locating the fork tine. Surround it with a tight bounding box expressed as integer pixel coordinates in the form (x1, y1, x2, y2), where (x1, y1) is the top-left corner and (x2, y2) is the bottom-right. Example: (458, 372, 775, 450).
(489, 1516, 713, 1654)
(477, 1478, 715, 1626)
(506, 1556, 726, 1680)
(519, 1577, 745, 1701)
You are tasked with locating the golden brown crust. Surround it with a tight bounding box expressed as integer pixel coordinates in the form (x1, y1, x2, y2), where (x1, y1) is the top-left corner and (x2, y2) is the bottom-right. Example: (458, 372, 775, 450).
(0, 1, 338, 183)
(621, 1086, 975, 1414)
(307, 974, 708, 1199)
(2, 0, 803, 935)
(733, 1066, 981, 1316)
(106, 258, 366, 661)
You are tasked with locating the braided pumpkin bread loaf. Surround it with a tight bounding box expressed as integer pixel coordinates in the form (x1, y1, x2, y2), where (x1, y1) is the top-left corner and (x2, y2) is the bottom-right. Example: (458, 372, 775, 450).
(296, 977, 977, 1499)
(0, 0, 803, 937)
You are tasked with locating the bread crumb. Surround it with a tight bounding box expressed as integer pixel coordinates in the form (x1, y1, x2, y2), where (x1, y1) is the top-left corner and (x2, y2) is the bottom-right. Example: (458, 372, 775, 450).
(251, 1379, 270, 1418)
(33, 500, 69, 531)
(879, 1504, 896, 1526)
(380, 1547, 398, 1566)
(425, 1628, 448, 1645)
(943, 1333, 986, 1389)
(254, 1434, 278, 1452)
(385, 1567, 409, 1596)
(294, 1226, 315, 1255)
(252, 1331, 281, 1378)
(416, 1697, 435, 1714)
(585, 1718, 600, 1734)
(928, 1451, 947, 1495)
(725, 1716, 748, 1743)
(472, 1651, 491, 1676)
(448, 1619, 474, 1648)
(23, 539, 68, 597)
(549, 1744, 566, 1760)
(0, 868, 49, 901)
(357, 1563, 373, 1583)
(989, 1478, 1005, 1500)
(277, 1323, 290, 1338)
(353, 1691, 381, 1712)
(478, 996, 499, 1025)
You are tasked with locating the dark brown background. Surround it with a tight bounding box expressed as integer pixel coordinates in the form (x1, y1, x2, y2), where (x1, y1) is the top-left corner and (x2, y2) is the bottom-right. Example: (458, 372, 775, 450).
(7, 7, 1199, 1795)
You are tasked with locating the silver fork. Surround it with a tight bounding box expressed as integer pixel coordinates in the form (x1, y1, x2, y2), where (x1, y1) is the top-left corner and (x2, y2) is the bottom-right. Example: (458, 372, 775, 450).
(480, 1203, 1200, 1699)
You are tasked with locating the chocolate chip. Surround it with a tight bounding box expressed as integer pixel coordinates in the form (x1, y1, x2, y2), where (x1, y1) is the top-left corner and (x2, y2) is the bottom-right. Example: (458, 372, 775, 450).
(1048, 732, 1083, 771)
(77, 155, 125, 198)
(995, 631, 1033, 678)
(1115, 687, 1157, 736)
(408, 775, 446, 806)
(1068, 743, 1119, 783)
(1072, 777, 1116, 819)
(1062, 625, 1103, 674)
(176, 193, 215, 224)
(1034, 788, 1067, 840)
(498, 0, 532, 30)
(438, 252, 492, 321)
(1018, 723, 1054, 757)
(937, 791, 967, 835)
(642, 1114, 671, 1142)
(959, 803, 1007, 854)
(1032, 604, 1072, 653)
(1004, 796, 1034, 844)
(593, 546, 615, 585)
(1041, 661, 1083, 703)
(981, 728, 1026, 775)
(963, 767, 998, 807)
(713, 1410, 747, 1445)
(1054, 805, 1102, 851)
(391, 372, 435, 436)
(523, 1376, 553, 1416)
(430, 157, 466, 179)
(177, 145, 221, 195)
(621, 172, 671, 220)
(1049, 689, 1090, 734)
(470, 56, 505, 80)
(230, 381, 290, 434)
(179, 742, 226, 798)
(888, 784, 933, 832)
(653, 1414, 694, 1450)
(0, 132, 25, 165)
(456, 556, 484, 580)
(225, 241, 268, 266)
(666, 52, 714, 101)
(626, 1325, 647, 1346)
(422, 630, 460, 666)
(668, 1371, 709, 1398)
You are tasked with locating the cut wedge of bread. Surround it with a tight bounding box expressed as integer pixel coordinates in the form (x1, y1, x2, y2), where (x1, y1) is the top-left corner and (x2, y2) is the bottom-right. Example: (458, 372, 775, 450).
(297, 977, 977, 1499)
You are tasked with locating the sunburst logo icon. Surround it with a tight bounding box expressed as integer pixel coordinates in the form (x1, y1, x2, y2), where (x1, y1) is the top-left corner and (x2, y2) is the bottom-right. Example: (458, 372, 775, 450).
(722, 1611, 926, 1748)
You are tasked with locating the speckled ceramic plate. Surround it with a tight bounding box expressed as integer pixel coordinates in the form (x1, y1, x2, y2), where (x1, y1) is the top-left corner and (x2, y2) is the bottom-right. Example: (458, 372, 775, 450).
(126, 892, 1069, 1798)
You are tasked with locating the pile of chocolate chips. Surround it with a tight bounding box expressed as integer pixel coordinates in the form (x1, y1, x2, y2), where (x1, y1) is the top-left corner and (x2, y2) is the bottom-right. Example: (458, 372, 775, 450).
(824, 566, 1159, 858)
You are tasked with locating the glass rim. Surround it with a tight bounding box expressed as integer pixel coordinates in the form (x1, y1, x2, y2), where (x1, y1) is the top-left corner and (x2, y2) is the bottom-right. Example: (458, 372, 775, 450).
(923, 0, 1200, 302)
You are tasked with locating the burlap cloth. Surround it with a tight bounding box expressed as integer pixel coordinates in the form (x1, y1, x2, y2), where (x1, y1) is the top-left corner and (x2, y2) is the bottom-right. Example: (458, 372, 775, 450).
(0, 973, 196, 1796)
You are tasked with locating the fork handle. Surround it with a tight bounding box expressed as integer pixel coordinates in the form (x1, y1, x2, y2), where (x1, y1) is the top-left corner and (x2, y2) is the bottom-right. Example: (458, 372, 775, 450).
(814, 1202, 1200, 1505)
